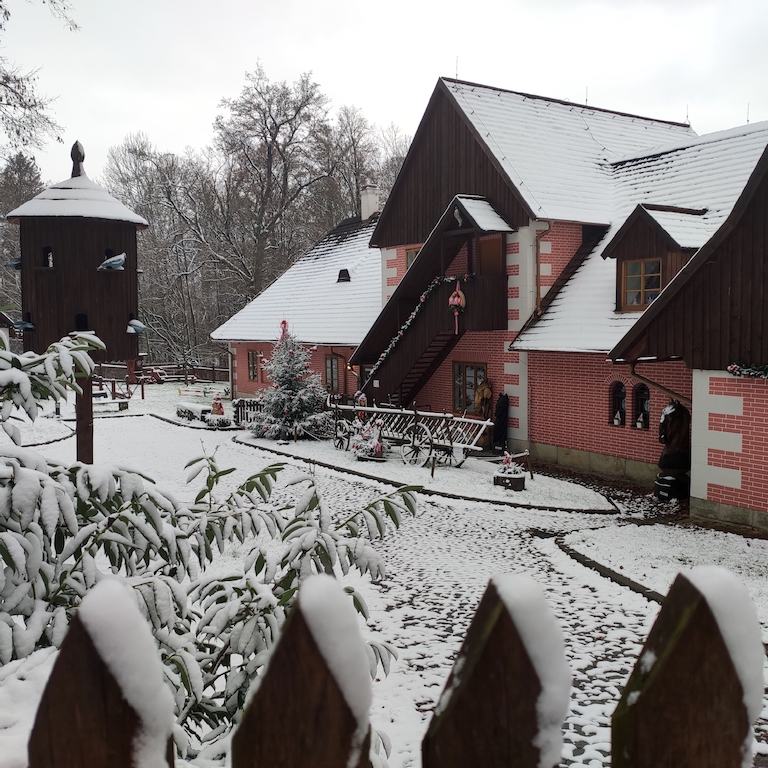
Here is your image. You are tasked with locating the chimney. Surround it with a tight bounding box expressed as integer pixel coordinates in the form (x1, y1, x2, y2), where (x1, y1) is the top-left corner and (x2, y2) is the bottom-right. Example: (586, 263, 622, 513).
(360, 184, 379, 221)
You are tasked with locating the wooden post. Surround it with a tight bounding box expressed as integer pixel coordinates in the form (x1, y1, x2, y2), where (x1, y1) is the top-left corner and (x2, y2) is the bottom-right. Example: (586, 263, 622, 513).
(612, 572, 754, 767)
(28, 614, 174, 768)
(76, 376, 93, 463)
(231, 603, 370, 768)
(422, 579, 564, 768)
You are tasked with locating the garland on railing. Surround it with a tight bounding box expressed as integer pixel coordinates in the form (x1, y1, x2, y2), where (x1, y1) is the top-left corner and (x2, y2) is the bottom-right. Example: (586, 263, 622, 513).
(726, 362, 768, 379)
(365, 274, 472, 382)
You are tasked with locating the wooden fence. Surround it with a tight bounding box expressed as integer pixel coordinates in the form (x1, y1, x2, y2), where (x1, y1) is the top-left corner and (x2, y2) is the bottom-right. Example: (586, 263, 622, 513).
(26, 570, 762, 768)
(96, 363, 230, 384)
(233, 397, 263, 426)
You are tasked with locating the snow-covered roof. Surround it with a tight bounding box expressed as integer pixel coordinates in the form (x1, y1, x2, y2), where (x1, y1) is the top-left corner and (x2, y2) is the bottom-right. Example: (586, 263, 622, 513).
(455, 195, 514, 232)
(211, 215, 381, 346)
(514, 121, 768, 353)
(642, 209, 709, 250)
(6, 174, 148, 228)
(444, 79, 696, 224)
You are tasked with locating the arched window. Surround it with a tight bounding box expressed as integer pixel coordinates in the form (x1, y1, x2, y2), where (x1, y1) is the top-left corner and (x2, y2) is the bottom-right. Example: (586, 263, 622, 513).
(633, 384, 650, 429)
(610, 382, 626, 426)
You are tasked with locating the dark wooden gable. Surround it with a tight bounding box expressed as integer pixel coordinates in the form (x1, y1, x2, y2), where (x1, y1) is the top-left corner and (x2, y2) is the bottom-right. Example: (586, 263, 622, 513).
(18, 217, 139, 361)
(603, 208, 691, 312)
(610, 147, 768, 368)
(352, 197, 508, 366)
(371, 81, 532, 249)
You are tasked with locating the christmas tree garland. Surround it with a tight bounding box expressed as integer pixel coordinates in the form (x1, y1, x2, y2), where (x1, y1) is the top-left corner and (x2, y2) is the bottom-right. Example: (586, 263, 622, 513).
(365, 274, 472, 381)
(726, 362, 768, 379)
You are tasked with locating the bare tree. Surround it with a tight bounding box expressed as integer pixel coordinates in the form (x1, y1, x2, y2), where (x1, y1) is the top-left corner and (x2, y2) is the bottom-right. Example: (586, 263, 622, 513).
(101, 75, 410, 367)
(211, 64, 334, 294)
(375, 122, 410, 206)
(0, 0, 78, 151)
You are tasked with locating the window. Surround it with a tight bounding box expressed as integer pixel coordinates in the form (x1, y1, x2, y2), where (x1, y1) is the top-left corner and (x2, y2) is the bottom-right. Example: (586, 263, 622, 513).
(325, 355, 339, 393)
(453, 362, 486, 413)
(247, 350, 260, 381)
(623, 259, 661, 310)
(406, 248, 419, 269)
(633, 384, 650, 429)
(610, 382, 626, 426)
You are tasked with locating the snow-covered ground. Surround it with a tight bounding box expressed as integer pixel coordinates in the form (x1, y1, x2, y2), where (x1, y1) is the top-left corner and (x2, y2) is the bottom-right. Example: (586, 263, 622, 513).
(1, 384, 767, 767)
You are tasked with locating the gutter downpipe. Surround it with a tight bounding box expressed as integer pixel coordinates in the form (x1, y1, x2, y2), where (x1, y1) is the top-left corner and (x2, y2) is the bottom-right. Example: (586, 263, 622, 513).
(534, 220, 552, 316)
(626, 361, 692, 407)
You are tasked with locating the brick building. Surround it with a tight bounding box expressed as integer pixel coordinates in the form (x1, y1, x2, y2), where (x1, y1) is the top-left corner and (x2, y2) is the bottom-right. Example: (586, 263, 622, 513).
(350, 78, 768, 530)
(211, 189, 381, 400)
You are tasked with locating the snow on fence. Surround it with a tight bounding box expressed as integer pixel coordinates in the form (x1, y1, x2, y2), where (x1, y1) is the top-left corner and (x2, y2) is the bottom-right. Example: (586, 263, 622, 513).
(233, 397, 263, 426)
(26, 568, 764, 768)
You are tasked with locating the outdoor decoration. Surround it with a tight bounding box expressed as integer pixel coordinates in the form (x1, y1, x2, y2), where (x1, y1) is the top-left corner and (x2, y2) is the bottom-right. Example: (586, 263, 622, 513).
(351, 418, 385, 461)
(248, 327, 330, 440)
(727, 362, 768, 379)
(474, 378, 492, 419)
(655, 400, 691, 501)
(211, 393, 225, 416)
(365, 274, 472, 383)
(448, 279, 466, 334)
(493, 451, 526, 491)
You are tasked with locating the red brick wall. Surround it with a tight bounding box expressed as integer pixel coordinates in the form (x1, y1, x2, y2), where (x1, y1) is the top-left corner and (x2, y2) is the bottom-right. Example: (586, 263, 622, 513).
(540, 222, 582, 289)
(413, 331, 507, 415)
(384, 244, 422, 300)
(707, 376, 768, 511)
(232, 342, 358, 399)
(528, 352, 692, 463)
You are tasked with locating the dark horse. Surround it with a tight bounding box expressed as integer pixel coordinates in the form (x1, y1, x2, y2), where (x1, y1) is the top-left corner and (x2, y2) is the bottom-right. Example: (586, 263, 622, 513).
(658, 400, 691, 472)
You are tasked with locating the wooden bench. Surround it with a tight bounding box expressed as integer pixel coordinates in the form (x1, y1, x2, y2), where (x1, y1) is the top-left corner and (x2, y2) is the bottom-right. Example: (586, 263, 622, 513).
(93, 400, 129, 412)
(177, 386, 216, 399)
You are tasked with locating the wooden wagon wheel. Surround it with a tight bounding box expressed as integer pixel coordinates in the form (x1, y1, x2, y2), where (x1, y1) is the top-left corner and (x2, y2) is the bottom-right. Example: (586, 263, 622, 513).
(400, 423, 433, 465)
(333, 420, 350, 451)
(437, 444, 467, 467)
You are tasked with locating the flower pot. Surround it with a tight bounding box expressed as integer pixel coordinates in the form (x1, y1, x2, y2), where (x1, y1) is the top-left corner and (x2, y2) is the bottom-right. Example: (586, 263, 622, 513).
(493, 473, 525, 491)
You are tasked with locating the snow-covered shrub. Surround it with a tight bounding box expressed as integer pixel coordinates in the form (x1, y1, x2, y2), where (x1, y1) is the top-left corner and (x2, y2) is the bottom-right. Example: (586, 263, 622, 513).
(176, 404, 198, 421)
(248, 331, 332, 440)
(0, 331, 104, 444)
(204, 413, 231, 428)
(0, 336, 419, 758)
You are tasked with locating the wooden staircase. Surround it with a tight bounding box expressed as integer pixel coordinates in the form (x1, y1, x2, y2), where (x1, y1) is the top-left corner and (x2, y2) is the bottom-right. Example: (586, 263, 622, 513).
(364, 276, 506, 407)
(389, 331, 461, 407)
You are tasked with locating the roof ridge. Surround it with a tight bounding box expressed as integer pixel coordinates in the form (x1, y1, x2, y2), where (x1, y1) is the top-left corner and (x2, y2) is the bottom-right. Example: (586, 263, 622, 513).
(441, 77, 692, 128)
(612, 120, 768, 166)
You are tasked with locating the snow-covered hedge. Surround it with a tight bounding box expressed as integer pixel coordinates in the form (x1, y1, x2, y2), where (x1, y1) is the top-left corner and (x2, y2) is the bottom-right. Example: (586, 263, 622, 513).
(0, 333, 419, 760)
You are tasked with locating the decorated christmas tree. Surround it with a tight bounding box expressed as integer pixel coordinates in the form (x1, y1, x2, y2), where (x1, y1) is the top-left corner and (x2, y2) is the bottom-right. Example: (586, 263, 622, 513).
(251, 321, 330, 439)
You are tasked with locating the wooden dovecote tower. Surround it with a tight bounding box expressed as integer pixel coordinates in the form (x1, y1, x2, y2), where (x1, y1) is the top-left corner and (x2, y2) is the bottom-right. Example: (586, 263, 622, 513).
(5, 142, 148, 361)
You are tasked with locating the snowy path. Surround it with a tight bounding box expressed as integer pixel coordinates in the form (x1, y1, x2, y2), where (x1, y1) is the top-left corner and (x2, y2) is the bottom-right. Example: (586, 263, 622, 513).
(5, 402, 767, 767)
(342, 494, 657, 768)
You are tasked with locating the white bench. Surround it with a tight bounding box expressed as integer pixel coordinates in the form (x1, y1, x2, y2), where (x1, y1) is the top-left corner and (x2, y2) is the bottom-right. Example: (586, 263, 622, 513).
(94, 400, 129, 412)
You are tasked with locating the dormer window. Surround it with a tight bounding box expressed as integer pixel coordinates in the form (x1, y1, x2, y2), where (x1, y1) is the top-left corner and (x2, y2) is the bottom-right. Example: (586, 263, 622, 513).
(622, 259, 661, 311)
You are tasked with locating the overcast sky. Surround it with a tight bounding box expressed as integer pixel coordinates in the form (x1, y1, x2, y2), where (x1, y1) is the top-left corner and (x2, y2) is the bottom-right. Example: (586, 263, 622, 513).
(4, 0, 768, 185)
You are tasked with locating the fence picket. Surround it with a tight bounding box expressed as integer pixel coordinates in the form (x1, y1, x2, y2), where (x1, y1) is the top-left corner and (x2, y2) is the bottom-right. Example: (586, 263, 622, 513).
(422, 577, 567, 768)
(28, 613, 174, 768)
(612, 571, 753, 767)
(22, 569, 763, 767)
(231, 597, 371, 768)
